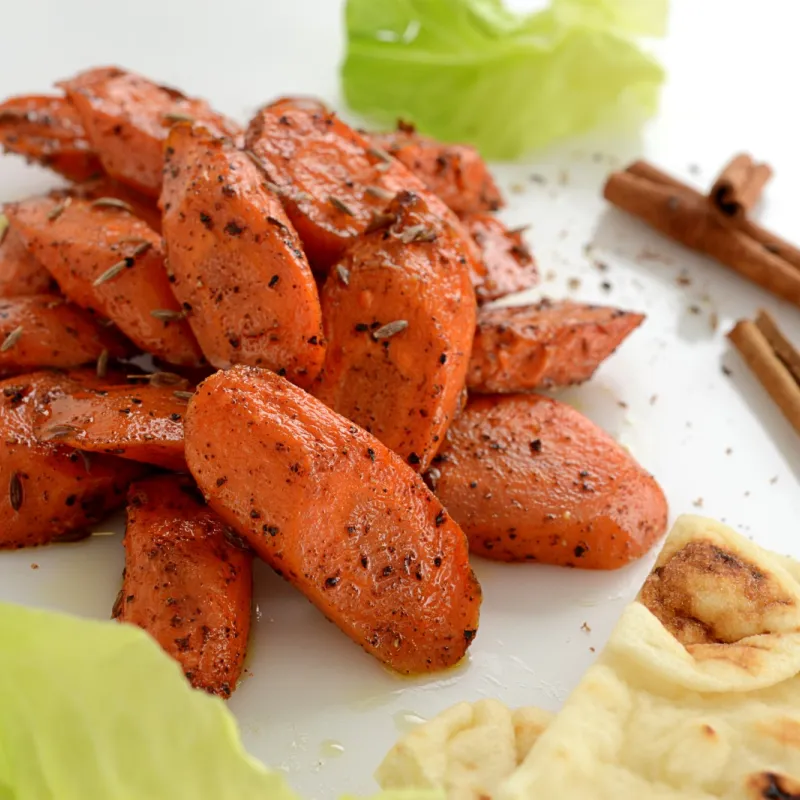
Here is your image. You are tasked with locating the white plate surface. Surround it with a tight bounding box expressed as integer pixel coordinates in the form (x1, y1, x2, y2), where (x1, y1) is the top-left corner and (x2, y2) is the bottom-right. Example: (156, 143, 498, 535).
(1, 2, 799, 797)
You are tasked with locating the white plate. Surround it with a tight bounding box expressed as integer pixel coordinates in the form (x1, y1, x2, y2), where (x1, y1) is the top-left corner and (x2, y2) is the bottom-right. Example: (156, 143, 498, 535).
(1, 2, 799, 797)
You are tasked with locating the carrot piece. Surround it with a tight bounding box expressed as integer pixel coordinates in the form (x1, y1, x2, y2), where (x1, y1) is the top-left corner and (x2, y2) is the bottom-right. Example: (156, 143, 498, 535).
(0, 94, 103, 181)
(367, 127, 504, 215)
(0, 370, 146, 549)
(6, 196, 203, 366)
(314, 191, 476, 471)
(60, 67, 241, 196)
(160, 125, 324, 386)
(185, 366, 481, 673)
(35, 383, 188, 470)
(0, 295, 131, 377)
(468, 301, 645, 393)
(245, 98, 480, 272)
(116, 475, 252, 698)
(432, 394, 668, 569)
(459, 213, 538, 303)
(0, 216, 55, 297)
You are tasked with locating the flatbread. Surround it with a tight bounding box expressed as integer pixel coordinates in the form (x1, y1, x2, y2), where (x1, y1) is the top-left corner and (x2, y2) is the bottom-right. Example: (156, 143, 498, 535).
(500, 515, 800, 799)
(377, 516, 800, 799)
(375, 699, 554, 799)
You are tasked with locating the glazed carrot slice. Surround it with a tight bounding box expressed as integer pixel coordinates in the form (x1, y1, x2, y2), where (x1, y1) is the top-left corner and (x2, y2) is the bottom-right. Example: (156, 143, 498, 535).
(160, 125, 324, 386)
(115, 475, 253, 698)
(460, 213, 538, 303)
(6, 196, 203, 366)
(35, 383, 188, 471)
(60, 67, 241, 196)
(0, 215, 55, 297)
(314, 191, 476, 471)
(245, 98, 479, 272)
(185, 366, 481, 674)
(0, 94, 102, 181)
(468, 301, 645, 393)
(432, 394, 668, 569)
(0, 295, 131, 377)
(367, 126, 504, 215)
(0, 370, 146, 549)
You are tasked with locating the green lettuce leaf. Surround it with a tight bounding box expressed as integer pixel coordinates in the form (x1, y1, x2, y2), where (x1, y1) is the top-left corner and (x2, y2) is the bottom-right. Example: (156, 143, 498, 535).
(342, 0, 667, 159)
(0, 601, 445, 800)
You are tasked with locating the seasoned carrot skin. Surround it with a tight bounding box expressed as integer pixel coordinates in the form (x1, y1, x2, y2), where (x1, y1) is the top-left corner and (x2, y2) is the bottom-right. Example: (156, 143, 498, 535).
(60, 67, 241, 196)
(0, 370, 146, 549)
(367, 127, 504, 215)
(0, 94, 102, 181)
(245, 98, 480, 272)
(432, 394, 668, 569)
(34, 383, 188, 471)
(185, 366, 481, 674)
(117, 475, 252, 698)
(6, 196, 203, 366)
(0, 295, 131, 377)
(314, 190, 476, 472)
(459, 213, 538, 303)
(160, 125, 324, 386)
(468, 300, 645, 393)
(0, 217, 55, 297)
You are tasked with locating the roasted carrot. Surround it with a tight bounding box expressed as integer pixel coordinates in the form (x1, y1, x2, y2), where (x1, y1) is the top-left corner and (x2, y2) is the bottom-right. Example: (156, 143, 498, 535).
(245, 98, 480, 272)
(35, 383, 188, 470)
(467, 301, 645, 393)
(0, 215, 55, 297)
(60, 67, 241, 196)
(0, 370, 146, 549)
(0, 94, 102, 181)
(0, 295, 131, 377)
(160, 125, 324, 385)
(432, 394, 667, 569)
(6, 196, 203, 366)
(367, 126, 504, 215)
(185, 366, 481, 673)
(116, 475, 252, 698)
(314, 191, 476, 471)
(459, 213, 538, 303)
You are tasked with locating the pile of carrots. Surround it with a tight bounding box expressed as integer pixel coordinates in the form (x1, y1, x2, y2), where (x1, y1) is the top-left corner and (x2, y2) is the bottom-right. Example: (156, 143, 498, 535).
(0, 68, 668, 698)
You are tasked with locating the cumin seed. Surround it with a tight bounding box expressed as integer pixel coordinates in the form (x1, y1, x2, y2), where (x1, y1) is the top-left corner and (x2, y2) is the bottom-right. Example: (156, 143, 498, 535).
(367, 146, 392, 163)
(150, 309, 185, 321)
(365, 185, 395, 201)
(336, 265, 350, 286)
(43, 424, 82, 440)
(398, 224, 436, 244)
(90, 197, 134, 213)
(96, 349, 109, 378)
(93, 258, 132, 286)
(163, 112, 195, 124)
(0, 214, 8, 247)
(1, 326, 23, 352)
(365, 211, 396, 233)
(329, 195, 356, 216)
(372, 320, 408, 340)
(47, 197, 71, 221)
(9, 471, 22, 511)
(173, 390, 194, 401)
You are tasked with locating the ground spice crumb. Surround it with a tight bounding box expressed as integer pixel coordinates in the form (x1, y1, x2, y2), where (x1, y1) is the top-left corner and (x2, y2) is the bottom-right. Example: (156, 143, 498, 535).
(30, 563, 39, 570)
(567, 277, 581, 290)
(589, 646, 596, 653)
(726, 447, 733, 455)
(600, 280, 612, 291)
(693, 497, 704, 507)
(649, 394, 658, 405)
(770, 476, 779, 484)
(721, 365, 732, 376)
(580, 622, 591, 633)
(676, 272, 692, 286)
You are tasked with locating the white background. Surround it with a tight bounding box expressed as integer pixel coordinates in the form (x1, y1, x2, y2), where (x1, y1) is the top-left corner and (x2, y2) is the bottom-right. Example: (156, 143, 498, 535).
(1, 2, 799, 798)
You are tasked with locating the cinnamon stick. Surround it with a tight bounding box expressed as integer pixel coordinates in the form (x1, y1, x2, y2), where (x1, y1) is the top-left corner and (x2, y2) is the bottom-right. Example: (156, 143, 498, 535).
(755, 309, 800, 384)
(728, 317, 800, 436)
(710, 154, 772, 218)
(603, 164, 800, 308)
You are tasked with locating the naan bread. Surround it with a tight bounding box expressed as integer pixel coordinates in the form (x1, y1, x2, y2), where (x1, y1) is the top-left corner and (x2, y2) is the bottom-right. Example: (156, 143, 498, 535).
(376, 699, 554, 799)
(377, 516, 800, 799)
(500, 515, 800, 799)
